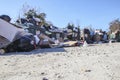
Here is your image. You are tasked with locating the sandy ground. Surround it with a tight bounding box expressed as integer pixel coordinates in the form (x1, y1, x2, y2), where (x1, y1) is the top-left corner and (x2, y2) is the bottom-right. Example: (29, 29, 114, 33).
(0, 43, 120, 80)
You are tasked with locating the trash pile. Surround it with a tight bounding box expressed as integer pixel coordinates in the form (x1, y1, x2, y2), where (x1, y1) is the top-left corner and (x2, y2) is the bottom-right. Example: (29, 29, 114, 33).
(0, 15, 80, 54)
(0, 14, 120, 54)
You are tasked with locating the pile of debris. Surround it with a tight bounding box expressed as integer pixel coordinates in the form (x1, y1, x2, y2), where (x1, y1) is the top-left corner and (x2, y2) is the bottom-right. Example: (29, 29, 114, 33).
(1, 14, 120, 54)
(0, 15, 81, 54)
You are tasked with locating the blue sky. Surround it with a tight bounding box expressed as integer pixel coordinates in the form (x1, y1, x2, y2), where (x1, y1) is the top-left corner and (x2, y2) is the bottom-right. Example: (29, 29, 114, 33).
(0, 0, 120, 31)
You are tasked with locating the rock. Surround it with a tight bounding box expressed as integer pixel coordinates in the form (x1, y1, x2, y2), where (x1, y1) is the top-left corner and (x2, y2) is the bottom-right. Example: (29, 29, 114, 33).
(37, 55, 42, 57)
(28, 72, 31, 75)
(85, 70, 91, 72)
(43, 77, 48, 80)
(41, 72, 45, 75)
(4, 64, 7, 65)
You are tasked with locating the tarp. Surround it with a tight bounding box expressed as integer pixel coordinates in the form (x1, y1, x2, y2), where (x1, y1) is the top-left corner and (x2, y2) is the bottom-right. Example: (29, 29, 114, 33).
(0, 19, 24, 48)
(0, 19, 24, 42)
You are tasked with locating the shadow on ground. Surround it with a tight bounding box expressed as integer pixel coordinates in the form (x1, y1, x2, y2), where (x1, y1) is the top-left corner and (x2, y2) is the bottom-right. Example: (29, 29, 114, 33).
(0, 48, 66, 56)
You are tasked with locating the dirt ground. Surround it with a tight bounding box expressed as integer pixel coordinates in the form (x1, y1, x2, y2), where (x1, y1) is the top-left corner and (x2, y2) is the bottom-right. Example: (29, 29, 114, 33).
(0, 43, 120, 80)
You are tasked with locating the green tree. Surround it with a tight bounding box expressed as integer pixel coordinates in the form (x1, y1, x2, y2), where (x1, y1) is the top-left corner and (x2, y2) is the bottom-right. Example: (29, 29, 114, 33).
(67, 23, 74, 31)
(35, 13, 47, 26)
(24, 8, 37, 17)
(66, 23, 75, 40)
(109, 19, 120, 33)
(22, 4, 48, 26)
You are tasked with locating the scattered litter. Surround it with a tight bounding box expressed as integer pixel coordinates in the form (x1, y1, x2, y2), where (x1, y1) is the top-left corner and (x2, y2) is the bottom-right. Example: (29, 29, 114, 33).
(83, 41, 88, 47)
